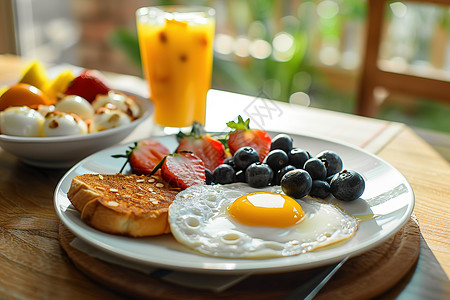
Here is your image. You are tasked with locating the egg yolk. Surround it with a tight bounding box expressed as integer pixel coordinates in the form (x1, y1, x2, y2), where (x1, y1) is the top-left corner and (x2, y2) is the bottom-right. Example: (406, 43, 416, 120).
(228, 192, 305, 228)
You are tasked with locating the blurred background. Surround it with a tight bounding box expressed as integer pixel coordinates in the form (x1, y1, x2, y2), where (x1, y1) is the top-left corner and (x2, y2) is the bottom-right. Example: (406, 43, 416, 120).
(1, 0, 449, 141)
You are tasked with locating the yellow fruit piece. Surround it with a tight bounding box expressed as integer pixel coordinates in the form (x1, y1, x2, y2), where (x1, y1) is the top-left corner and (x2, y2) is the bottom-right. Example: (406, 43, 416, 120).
(0, 83, 51, 111)
(18, 60, 50, 91)
(44, 70, 75, 102)
(0, 86, 8, 97)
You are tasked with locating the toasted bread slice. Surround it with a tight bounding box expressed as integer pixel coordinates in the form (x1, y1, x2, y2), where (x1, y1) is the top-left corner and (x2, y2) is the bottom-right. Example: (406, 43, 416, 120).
(67, 173, 179, 237)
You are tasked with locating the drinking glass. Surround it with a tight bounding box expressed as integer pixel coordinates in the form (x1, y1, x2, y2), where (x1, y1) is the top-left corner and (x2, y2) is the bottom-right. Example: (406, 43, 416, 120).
(136, 6, 215, 133)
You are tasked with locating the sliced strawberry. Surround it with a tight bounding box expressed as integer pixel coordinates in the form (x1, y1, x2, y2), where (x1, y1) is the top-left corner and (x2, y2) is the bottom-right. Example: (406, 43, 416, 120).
(64, 69, 111, 102)
(161, 152, 206, 189)
(176, 122, 226, 172)
(112, 139, 171, 175)
(227, 116, 272, 161)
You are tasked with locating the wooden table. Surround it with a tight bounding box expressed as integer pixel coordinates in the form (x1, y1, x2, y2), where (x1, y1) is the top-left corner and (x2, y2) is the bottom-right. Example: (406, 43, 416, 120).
(0, 55, 449, 299)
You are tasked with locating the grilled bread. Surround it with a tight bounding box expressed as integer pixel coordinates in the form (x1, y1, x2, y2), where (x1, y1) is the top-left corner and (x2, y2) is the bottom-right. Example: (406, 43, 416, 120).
(67, 173, 179, 237)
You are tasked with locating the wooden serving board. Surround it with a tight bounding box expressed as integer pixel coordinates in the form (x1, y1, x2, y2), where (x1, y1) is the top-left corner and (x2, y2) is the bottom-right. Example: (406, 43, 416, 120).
(59, 217, 420, 299)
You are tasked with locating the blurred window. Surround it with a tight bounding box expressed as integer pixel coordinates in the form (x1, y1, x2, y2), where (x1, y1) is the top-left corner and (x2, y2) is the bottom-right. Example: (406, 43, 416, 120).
(12, 0, 79, 65)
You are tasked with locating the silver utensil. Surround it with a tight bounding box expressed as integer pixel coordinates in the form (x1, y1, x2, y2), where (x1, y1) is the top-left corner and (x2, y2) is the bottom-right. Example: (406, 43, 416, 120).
(284, 255, 349, 300)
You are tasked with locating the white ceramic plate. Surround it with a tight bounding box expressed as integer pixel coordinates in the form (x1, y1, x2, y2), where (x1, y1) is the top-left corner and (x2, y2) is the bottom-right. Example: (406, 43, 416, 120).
(54, 134, 414, 275)
(0, 92, 153, 168)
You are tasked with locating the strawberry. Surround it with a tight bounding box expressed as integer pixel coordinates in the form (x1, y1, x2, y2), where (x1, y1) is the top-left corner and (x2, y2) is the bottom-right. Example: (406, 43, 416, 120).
(112, 139, 170, 175)
(161, 152, 206, 189)
(227, 115, 272, 162)
(64, 69, 111, 102)
(176, 122, 227, 172)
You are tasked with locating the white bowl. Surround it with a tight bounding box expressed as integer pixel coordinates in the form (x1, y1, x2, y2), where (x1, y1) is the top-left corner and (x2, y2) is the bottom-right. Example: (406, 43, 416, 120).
(0, 92, 153, 169)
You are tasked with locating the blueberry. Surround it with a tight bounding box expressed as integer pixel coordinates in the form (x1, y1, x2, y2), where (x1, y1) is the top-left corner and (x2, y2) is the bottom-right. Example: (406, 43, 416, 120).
(274, 165, 296, 185)
(280, 169, 312, 199)
(288, 148, 311, 169)
(223, 156, 237, 170)
(233, 146, 260, 170)
(316, 150, 343, 177)
(213, 164, 236, 185)
(263, 149, 289, 172)
(235, 169, 246, 183)
(330, 170, 365, 201)
(309, 180, 331, 199)
(325, 174, 334, 184)
(245, 163, 274, 188)
(205, 168, 213, 185)
(303, 158, 327, 180)
(270, 134, 293, 154)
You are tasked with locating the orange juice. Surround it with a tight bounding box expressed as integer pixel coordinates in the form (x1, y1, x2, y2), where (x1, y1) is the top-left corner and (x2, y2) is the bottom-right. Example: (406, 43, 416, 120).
(136, 7, 215, 128)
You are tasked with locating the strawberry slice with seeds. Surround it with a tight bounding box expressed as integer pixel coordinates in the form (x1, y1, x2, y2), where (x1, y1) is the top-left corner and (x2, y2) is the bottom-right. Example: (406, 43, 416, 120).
(64, 69, 111, 102)
(176, 122, 227, 172)
(161, 152, 206, 189)
(227, 115, 272, 161)
(113, 139, 171, 175)
(130, 139, 171, 175)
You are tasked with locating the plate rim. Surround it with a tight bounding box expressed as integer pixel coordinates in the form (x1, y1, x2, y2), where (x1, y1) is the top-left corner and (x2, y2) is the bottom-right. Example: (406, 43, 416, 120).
(54, 133, 415, 275)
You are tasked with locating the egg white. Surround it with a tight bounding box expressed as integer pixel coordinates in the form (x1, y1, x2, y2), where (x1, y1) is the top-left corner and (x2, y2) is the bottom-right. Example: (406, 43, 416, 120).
(92, 91, 140, 118)
(0, 106, 44, 137)
(168, 183, 358, 258)
(90, 109, 131, 132)
(43, 112, 88, 136)
(55, 95, 95, 120)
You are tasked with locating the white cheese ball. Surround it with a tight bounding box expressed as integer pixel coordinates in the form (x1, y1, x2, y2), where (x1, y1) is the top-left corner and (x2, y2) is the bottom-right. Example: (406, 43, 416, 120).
(0, 106, 44, 137)
(43, 111, 88, 137)
(36, 104, 55, 117)
(55, 95, 95, 120)
(90, 108, 131, 132)
(92, 91, 140, 119)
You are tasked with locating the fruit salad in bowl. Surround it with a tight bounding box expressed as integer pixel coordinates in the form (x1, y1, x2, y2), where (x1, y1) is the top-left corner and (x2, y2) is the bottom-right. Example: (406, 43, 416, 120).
(0, 61, 152, 168)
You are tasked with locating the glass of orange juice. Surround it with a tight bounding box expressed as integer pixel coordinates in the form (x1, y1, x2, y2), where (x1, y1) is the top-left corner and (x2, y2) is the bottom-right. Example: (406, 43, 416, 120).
(136, 6, 215, 132)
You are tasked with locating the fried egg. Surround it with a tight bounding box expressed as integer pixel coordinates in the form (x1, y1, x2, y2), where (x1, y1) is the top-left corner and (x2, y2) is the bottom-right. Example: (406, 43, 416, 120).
(168, 183, 358, 258)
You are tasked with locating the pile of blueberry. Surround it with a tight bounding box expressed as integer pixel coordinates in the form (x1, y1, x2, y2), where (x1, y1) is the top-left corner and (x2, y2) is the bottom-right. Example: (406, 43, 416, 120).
(210, 134, 365, 201)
